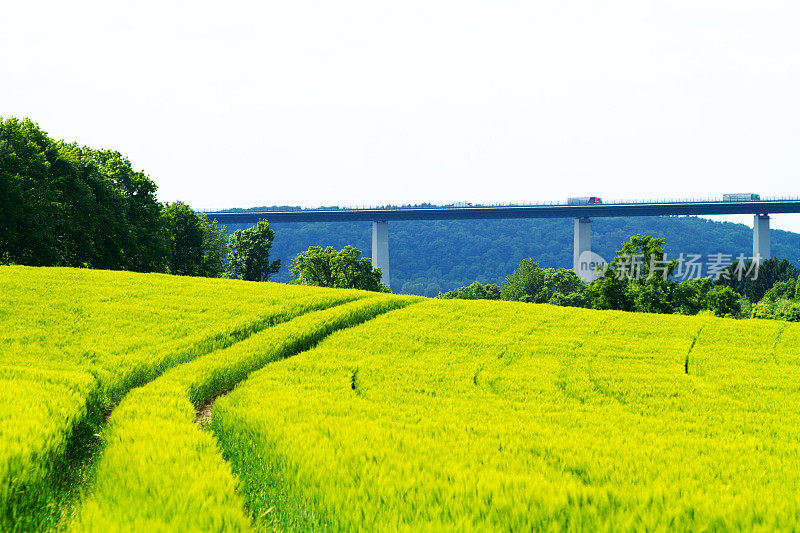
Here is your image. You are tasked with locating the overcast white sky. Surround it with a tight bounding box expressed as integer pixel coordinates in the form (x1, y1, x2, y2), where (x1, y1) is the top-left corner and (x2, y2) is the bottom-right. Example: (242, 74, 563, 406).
(3, 1, 799, 231)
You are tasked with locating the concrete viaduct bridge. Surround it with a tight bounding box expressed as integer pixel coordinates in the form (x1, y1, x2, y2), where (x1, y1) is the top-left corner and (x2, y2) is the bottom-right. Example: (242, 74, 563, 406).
(204, 197, 800, 288)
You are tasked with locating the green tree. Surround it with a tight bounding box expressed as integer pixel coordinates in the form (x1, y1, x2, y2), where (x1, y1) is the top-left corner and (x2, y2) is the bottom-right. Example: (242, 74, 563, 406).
(751, 302, 774, 320)
(0, 117, 168, 271)
(705, 286, 742, 317)
(629, 282, 673, 314)
(543, 268, 588, 308)
(162, 202, 226, 277)
(225, 220, 281, 281)
(795, 277, 800, 301)
(672, 278, 713, 315)
(620, 235, 677, 314)
(198, 216, 228, 278)
(333, 246, 386, 291)
(291, 245, 387, 291)
(544, 268, 584, 296)
(496, 261, 588, 306)
(1, 117, 63, 265)
(500, 259, 548, 302)
(88, 149, 168, 272)
(484, 283, 501, 300)
(548, 291, 590, 308)
(586, 275, 633, 311)
(775, 300, 800, 322)
(761, 279, 797, 304)
(587, 235, 676, 313)
(290, 246, 337, 287)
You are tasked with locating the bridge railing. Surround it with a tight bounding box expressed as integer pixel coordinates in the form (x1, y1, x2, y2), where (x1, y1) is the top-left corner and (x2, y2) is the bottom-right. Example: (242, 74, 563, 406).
(197, 195, 800, 214)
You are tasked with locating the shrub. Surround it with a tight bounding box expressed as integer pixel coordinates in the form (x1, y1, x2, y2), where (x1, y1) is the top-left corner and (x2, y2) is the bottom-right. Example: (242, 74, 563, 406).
(548, 292, 590, 309)
(587, 275, 634, 312)
(437, 282, 500, 300)
(775, 299, 800, 322)
(738, 295, 753, 319)
(673, 279, 712, 316)
(751, 302, 774, 320)
(762, 280, 797, 303)
(705, 286, 742, 317)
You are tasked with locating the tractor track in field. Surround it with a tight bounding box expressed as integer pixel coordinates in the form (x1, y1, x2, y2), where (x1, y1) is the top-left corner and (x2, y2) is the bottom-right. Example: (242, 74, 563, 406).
(66, 296, 420, 531)
(35, 298, 362, 533)
(194, 299, 419, 429)
(769, 323, 789, 357)
(195, 388, 233, 428)
(555, 326, 603, 405)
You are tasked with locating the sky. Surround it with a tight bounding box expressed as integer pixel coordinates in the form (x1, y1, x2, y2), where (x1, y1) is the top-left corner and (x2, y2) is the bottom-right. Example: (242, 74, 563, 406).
(3, 1, 799, 231)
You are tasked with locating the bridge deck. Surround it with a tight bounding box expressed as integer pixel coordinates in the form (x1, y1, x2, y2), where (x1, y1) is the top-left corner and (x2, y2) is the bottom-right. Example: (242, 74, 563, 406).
(203, 200, 800, 224)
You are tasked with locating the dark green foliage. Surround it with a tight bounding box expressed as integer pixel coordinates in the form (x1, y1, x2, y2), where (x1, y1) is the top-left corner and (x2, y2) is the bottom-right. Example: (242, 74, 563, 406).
(776, 301, 800, 322)
(437, 281, 500, 300)
(585, 235, 676, 314)
(495, 261, 588, 307)
(291, 245, 387, 292)
(617, 235, 677, 314)
(761, 279, 797, 304)
(716, 258, 799, 302)
(500, 259, 548, 302)
(0, 117, 166, 272)
(162, 202, 227, 277)
(546, 268, 584, 296)
(672, 278, 713, 315)
(88, 149, 167, 272)
(541, 269, 589, 308)
(751, 288, 800, 322)
(547, 291, 590, 309)
(796, 278, 800, 301)
(442, 265, 589, 307)
(629, 282, 673, 314)
(586, 275, 634, 311)
(225, 220, 281, 282)
(705, 286, 742, 317)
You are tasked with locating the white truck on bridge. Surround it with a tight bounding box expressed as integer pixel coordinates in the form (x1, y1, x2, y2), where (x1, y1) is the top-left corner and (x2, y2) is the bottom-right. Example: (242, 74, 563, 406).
(723, 193, 760, 202)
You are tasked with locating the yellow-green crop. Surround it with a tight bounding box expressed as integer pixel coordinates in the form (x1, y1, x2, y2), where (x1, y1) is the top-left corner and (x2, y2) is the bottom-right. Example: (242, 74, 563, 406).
(214, 299, 800, 532)
(5, 266, 800, 532)
(0, 265, 363, 530)
(71, 294, 417, 532)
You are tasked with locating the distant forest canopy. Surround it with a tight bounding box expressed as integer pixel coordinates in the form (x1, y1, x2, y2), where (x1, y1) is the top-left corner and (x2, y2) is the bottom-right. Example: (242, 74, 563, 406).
(221, 210, 800, 297)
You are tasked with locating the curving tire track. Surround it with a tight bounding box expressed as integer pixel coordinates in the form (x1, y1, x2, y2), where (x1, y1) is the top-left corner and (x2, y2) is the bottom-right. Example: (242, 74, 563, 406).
(69, 295, 419, 532)
(6, 295, 360, 533)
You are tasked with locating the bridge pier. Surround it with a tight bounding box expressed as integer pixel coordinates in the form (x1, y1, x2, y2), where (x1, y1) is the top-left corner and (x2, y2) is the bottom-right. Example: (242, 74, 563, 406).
(372, 221, 390, 288)
(753, 214, 771, 261)
(573, 217, 591, 275)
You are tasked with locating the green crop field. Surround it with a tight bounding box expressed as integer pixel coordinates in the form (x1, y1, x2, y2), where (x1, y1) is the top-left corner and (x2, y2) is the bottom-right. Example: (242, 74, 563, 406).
(2, 266, 800, 531)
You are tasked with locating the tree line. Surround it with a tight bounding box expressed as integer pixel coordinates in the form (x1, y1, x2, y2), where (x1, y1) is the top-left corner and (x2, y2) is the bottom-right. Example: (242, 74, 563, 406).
(1, 117, 388, 290)
(438, 234, 800, 321)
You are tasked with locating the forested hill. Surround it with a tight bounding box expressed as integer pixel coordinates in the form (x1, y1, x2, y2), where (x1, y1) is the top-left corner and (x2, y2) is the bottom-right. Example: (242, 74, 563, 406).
(223, 213, 800, 297)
